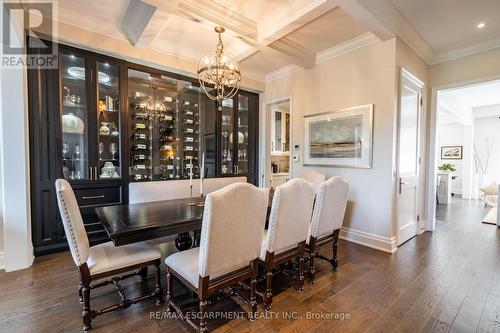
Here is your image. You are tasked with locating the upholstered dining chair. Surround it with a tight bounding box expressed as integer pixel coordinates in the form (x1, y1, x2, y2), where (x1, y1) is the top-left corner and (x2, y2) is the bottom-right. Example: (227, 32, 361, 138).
(165, 182, 268, 332)
(202, 176, 247, 195)
(259, 178, 316, 309)
(55, 179, 162, 331)
(298, 170, 326, 193)
(307, 176, 350, 283)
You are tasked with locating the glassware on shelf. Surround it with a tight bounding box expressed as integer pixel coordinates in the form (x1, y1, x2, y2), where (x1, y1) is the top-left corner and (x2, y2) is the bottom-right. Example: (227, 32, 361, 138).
(109, 143, 117, 160)
(62, 143, 68, 158)
(75, 145, 80, 159)
(99, 142, 104, 159)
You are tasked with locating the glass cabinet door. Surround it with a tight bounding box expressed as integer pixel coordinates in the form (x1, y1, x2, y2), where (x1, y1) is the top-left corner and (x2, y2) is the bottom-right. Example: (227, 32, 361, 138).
(96, 61, 121, 180)
(274, 110, 282, 152)
(236, 94, 249, 174)
(60, 52, 90, 181)
(220, 98, 234, 175)
(284, 112, 290, 152)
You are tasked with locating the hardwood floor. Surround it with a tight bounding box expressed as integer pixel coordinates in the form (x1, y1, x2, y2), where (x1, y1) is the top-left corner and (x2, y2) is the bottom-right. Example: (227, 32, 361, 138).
(1, 197, 499, 332)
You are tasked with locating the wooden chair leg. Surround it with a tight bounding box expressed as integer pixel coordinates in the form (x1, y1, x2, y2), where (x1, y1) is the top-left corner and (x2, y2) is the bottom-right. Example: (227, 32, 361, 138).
(82, 282, 92, 331)
(264, 251, 274, 310)
(332, 230, 339, 271)
(165, 267, 172, 312)
(78, 282, 83, 303)
(79, 264, 92, 331)
(308, 237, 317, 284)
(297, 241, 305, 292)
(154, 261, 163, 305)
(249, 260, 258, 320)
(198, 276, 209, 333)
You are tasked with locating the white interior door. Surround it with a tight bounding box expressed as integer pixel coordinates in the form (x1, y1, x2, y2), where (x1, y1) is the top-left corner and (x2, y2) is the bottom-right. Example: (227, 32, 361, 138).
(397, 69, 423, 246)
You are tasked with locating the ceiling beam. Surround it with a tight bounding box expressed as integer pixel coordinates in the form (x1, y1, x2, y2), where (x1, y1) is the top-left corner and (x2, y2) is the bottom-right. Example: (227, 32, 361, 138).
(122, 0, 179, 48)
(152, 0, 318, 69)
(267, 37, 316, 69)
(169, 0, 258, 41)
(237, 0, 339, 68)
(340, 0, 435, 64)
(258, 0, 339, 45)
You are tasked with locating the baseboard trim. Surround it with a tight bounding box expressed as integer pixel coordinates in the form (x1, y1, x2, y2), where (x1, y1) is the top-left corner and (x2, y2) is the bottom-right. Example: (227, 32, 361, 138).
(0, 251, 5, 270)
(340, 227, 397, 253)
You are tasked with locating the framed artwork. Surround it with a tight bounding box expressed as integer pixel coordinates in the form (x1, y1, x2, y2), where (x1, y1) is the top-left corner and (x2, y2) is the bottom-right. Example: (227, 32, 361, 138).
(303, 104, 374, 168)
(441, 146, 463, 160)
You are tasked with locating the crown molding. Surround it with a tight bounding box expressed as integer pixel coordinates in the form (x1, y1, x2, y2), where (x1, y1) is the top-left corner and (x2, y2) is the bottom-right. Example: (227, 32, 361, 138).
(266, 32, 380, 82)
(242, 71, 266, 84)
(432, 37, 500, 65)
(316, 32, 379, 64)
(265, 64, 303, 82)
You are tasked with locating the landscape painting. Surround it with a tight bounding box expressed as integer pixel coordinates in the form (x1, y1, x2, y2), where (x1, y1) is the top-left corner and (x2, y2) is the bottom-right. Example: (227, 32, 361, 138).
(441, 146, 463, 160)
(309, 115, 363, 158)
(304, 105, 373, 168)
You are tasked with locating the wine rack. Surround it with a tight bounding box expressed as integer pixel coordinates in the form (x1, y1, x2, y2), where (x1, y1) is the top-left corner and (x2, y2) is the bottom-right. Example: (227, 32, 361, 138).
(128, 69, 201, 182)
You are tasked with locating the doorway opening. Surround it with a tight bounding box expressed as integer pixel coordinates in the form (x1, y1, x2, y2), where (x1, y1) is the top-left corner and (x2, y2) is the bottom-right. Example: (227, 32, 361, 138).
(431, 79, 500, 229)
(263, 98, 292, 189)
(396, 68, 425, 246)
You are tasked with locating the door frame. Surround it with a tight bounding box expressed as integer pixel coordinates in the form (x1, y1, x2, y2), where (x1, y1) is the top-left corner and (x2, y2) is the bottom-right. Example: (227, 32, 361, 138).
(396, 68, 425, 246)
(260, 96, 293, 188)
(425, 73, 500, 231)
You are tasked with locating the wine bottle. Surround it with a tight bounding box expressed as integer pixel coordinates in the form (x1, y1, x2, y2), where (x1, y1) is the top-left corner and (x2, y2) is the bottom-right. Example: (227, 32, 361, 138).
(134, 143, 147, 150)
(134, 123, 146, 130)
(135, 112, 149, 120)
(134, 133, 147, 140)
(160, 135, 175, 142)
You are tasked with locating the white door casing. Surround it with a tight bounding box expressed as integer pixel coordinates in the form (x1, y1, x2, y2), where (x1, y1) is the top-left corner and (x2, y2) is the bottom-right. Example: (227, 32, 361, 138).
(397, 68, 424, 246)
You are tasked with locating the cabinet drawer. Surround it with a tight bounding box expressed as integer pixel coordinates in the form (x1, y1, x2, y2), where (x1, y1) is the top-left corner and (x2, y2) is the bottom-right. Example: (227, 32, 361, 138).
(74, 187, 122, 207)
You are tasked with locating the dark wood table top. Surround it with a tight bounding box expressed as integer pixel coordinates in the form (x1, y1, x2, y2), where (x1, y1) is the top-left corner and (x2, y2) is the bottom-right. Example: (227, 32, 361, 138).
(96, 192, 273, 246)
(96, 197, 207, 246)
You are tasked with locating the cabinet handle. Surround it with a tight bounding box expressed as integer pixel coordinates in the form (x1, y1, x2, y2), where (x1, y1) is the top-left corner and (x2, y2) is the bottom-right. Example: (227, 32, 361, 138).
(89, 167, 93, 180)
(94, 167, 98, 180)
(82, 195, 105, 200)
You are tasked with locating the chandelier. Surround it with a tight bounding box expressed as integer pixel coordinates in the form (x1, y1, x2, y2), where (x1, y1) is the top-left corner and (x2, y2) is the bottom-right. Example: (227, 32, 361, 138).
(197, 26, 241, 109)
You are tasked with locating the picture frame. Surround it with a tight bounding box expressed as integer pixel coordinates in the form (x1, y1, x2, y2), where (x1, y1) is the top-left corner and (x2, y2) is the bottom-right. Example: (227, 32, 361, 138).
(303, 104, 374, 168)
(441, 146, 463, 160)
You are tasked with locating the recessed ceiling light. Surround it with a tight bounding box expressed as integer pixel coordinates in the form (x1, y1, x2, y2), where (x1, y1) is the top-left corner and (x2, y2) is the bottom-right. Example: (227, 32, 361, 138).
(477, 22, 486, 29)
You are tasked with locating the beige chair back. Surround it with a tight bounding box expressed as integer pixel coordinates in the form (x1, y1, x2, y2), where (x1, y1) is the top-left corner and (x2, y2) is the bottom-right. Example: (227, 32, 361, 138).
(310, 176, 350, 238)
(202, 176, 247, 195)
(265, 178, 315, 254)
(55, 179, 89, 267)
(199, 183, 268, 278)
(298, 170, 326, 193)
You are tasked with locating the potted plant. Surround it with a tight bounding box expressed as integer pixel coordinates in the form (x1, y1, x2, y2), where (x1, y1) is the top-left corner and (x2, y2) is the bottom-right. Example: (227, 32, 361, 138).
(438, 163, 456, 173)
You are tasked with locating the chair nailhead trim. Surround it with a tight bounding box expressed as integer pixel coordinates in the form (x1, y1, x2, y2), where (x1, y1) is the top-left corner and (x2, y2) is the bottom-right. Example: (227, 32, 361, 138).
(57, 184, 84, 265)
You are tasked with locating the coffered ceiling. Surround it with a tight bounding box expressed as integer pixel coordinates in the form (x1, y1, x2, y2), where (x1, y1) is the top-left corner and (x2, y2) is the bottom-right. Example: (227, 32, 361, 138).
(55, 0, 371, 82)
(52, 0, 500, 83)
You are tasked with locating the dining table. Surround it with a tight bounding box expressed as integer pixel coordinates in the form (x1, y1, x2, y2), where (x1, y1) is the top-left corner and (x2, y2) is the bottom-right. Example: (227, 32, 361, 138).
(96, 192, 273, 249)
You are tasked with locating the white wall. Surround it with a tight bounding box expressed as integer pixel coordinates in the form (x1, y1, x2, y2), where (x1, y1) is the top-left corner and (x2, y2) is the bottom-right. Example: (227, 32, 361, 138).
(0, 14, 34, 271)
(0, 71, 4, 269)
(262, 39, 398, 252)
(474, 116, 500, 184)
(437, 123, 466, 194)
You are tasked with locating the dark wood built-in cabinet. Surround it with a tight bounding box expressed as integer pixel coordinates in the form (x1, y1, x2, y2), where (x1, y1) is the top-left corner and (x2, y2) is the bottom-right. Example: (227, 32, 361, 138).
(28, 40, 259, 255)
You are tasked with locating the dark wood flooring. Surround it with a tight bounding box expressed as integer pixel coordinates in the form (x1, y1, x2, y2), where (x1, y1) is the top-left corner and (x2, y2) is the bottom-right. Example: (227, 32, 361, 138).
(1, 197, 499, 333)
